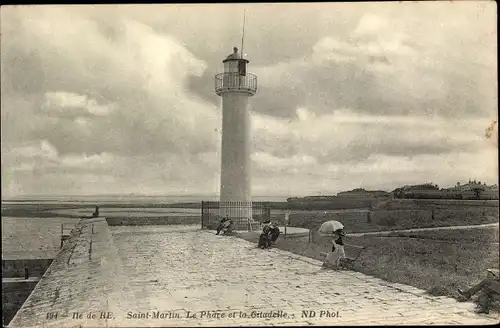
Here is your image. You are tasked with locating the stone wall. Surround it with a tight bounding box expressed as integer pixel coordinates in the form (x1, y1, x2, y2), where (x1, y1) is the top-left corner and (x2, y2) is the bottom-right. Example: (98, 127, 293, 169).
(285, 197, 375, 210)
(287, 200, 499, 234)
(372, 207, 498, 225)
(289, 211, 368, 230)
(377, 199, 499, 210)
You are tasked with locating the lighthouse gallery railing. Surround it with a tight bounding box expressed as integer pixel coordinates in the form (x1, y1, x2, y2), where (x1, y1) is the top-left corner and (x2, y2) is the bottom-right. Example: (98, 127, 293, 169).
(215, 72, 257, 96)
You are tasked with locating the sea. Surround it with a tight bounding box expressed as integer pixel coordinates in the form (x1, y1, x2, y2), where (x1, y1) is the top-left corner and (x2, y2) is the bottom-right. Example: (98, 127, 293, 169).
(2, 195, 289, 205)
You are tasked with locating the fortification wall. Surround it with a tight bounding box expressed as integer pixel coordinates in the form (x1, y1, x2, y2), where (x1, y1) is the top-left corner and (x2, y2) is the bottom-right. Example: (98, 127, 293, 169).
(288, 199, 499, 233)
(288, 211, 367, 231)
(377, 199, 499, 210)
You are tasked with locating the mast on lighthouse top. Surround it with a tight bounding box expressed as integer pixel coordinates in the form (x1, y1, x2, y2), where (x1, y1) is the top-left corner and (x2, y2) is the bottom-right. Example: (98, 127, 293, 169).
(215, 11, 256, 97)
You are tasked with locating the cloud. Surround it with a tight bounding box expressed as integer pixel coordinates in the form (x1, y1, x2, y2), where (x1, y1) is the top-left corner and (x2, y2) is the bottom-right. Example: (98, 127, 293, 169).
(41, 91, 117, 117)
(252, 109, 490, 163)
(252, 152, 317, 173)
(1, 4, 497, 197)
(2, 139, 221, 195)
(251, 7, 496, 119)
(353, 13, 389, 36)
(1, 6, 225, 196)
(250, 148, 498, 196)
(2, 6, 220, 159)
(248, 106, 498, 195)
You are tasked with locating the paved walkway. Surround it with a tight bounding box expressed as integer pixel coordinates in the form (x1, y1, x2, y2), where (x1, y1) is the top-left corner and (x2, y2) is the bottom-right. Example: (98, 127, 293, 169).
(8, 223, 498, 327)
(347, 222, 499, 237)
(110, 225, 498, 326)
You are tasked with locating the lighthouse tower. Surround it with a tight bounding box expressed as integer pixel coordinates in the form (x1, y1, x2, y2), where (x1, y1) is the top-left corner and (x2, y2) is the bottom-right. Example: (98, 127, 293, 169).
(215, 47, 257, 230)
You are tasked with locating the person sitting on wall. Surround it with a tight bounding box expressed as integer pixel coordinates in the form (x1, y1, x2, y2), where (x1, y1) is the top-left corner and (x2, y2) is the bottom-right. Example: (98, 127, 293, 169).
(91, 206, 99, 218)
(458, 269, 500, 314)
(322, 229, 346, 270)
(258, 220, 272, 249)
(268, 222, 281, 246)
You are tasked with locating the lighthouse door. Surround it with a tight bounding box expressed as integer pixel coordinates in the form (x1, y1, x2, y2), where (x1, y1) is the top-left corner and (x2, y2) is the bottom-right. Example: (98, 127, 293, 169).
(238, 60, 246, 76)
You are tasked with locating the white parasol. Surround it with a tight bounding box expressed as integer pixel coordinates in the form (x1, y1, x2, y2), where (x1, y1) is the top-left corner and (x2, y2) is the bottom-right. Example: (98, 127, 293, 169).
(318, 220, 344, 236)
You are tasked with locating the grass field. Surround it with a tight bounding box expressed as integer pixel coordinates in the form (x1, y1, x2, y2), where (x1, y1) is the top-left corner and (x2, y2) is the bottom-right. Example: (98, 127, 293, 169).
(238, 225, 499, 304)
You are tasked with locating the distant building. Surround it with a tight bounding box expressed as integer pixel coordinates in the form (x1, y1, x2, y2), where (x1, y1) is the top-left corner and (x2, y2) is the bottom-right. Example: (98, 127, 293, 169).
(392, 180, 499, 200)
(337, 188, 388, 199)
(445, 180, 499, 200)
(449, 180, 487, 192)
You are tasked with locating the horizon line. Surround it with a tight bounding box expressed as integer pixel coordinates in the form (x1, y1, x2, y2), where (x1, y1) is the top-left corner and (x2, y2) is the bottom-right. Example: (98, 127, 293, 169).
(3, 181, 497, 200)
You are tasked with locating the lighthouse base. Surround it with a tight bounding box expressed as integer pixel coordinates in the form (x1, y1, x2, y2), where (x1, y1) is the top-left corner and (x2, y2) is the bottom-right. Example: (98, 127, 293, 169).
(201, 201, 269, 232)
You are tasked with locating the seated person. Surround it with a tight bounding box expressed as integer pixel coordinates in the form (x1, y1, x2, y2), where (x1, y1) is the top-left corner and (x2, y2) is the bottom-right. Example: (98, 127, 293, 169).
(91, 206, 99, 218)
(223, 219, 234, 234)
(269, 223, 281, 245)
(458, 269, 500, 314)
(322, 230, 346, 270)
(216, 217, 231, 235)
(258, 220, 272, 248)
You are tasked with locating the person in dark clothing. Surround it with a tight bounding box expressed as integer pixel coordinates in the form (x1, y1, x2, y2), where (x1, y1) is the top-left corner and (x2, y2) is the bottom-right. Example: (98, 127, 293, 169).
(331, 229, 345, 252)
(269, 222, 281, 246)
(258, 220, 272, 248)
(91, 206, 99, 218)
(216, 217, 232, 235)
(458, 269, 500, 314)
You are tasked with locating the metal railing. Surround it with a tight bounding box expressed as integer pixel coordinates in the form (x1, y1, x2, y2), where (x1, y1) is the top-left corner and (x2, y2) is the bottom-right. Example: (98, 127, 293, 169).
(215, 72, 257, 96)
(201, 201, 270, 231)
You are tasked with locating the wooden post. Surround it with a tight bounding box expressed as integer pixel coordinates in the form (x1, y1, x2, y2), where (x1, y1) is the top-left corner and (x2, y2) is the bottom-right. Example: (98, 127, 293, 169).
(453, 246, 458, 274)
(60, 223, 64, 249)
(24, 267, 29, 279)
(89, 240, 93, 260)
(92, 224, 94, 234)
(201, 201, 205, 229)
(284, 211, 289, 237)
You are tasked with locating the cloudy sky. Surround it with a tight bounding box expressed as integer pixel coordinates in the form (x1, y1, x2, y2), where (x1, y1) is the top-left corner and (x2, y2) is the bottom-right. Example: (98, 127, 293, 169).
(1, 2, 498, 198)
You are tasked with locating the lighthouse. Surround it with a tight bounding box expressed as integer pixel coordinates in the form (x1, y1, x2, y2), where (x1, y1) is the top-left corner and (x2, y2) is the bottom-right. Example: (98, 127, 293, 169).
(215, 47, 257, 230)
